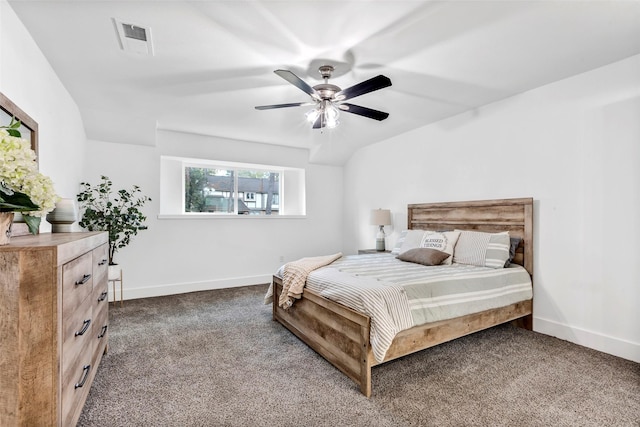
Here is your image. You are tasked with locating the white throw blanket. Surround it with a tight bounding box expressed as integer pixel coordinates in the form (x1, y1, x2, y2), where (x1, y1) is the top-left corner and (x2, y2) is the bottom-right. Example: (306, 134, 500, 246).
(264, 252, 343, 309)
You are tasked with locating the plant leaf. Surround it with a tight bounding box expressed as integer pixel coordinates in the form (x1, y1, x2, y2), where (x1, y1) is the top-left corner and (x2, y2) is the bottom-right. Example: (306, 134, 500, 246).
(0, 189, 39, 210)
(23, 214, 41, 235)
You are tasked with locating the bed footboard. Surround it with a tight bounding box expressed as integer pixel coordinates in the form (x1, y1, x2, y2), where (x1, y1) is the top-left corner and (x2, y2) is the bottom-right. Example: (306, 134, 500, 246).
(273, 276, 532, 397)
(377, 299, 533, 364)
(272, 276, 373, 397)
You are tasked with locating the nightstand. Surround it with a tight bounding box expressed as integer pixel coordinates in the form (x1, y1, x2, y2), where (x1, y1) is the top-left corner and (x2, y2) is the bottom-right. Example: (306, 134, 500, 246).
(358, 249, 390, 254)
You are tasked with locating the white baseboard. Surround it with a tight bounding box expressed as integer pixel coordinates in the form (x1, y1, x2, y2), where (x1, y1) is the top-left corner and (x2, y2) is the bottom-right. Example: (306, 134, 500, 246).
(108, 274, 272, 302)
(534, 316, 640, 363)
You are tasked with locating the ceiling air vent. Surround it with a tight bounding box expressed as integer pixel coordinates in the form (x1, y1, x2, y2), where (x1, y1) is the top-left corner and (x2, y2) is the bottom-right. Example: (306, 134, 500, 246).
(112, 18, 154, 55)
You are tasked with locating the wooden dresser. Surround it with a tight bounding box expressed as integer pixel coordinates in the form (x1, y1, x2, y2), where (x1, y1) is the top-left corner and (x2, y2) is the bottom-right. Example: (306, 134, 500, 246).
(0, 232, 110, 426)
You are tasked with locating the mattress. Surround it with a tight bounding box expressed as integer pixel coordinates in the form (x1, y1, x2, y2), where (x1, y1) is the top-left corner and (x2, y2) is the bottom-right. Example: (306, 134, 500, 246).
(286, 253, 532, 363)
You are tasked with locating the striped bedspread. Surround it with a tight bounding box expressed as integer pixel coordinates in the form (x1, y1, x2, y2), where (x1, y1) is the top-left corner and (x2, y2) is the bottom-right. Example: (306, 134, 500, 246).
(301, 253, 532, 363)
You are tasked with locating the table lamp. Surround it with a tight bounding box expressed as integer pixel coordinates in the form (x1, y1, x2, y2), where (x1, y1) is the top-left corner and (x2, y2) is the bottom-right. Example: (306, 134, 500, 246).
(370, 209, 392, 251)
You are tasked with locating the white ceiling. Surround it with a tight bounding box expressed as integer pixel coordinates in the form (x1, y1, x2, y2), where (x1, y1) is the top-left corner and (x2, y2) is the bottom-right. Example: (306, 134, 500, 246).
(8, 0, 640, 165)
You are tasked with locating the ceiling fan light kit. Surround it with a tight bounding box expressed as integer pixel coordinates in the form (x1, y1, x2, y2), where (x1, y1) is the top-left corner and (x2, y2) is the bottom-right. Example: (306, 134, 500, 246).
(256, 65, 391, 129)
(306, 99, 340, 129)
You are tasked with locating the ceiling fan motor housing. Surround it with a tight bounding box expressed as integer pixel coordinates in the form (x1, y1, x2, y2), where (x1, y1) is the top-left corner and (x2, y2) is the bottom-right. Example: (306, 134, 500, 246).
(314, 65, 341, 100)
(313, 83, 341, 100)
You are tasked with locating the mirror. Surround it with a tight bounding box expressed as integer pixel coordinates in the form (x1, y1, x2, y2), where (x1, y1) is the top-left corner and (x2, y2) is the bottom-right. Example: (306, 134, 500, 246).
(0, 91, 39, 163)
(1, 92, 40, 236)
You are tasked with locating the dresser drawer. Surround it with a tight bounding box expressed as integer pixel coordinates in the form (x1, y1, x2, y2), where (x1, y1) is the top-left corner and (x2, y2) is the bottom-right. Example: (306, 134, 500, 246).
(92, 281, 109, 364)
(62, 298, 94, 378)
(92, 243, 109, 286)
(61, 299, 94, 427)
(92, 304, 109, 366)
(61, 353, 93, 427)
(62, 251, 94, 320)
(93, 280, 109, 310)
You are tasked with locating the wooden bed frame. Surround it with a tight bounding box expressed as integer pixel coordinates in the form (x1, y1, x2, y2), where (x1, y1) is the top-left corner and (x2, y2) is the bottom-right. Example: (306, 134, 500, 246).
(272, 198, 533, 397)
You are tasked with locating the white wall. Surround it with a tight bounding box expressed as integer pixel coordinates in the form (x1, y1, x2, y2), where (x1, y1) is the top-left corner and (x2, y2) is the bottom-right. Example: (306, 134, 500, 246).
(83, 130, 343, 299)
(343, 54, 640, 363)
(0, 0, 86, 215)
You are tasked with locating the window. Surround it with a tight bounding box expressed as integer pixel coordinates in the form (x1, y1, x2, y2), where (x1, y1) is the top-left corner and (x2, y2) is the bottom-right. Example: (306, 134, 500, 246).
(160, 156, 305, 217)
(185, 166, 280, 215)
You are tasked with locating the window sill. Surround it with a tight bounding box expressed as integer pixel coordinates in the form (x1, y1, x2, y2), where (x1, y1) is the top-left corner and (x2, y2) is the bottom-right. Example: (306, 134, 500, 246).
(157, 214, 306, 220)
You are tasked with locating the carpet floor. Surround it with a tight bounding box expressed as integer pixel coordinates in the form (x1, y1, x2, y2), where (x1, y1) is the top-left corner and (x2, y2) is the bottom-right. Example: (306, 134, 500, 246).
(78, 284, 639, 427)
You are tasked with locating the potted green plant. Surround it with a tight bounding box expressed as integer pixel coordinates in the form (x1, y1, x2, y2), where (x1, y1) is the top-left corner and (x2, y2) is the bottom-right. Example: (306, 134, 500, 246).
(76, 176, 151, 275)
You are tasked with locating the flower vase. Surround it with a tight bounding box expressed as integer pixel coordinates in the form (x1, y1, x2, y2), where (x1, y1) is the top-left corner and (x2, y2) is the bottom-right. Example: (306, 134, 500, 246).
(46, 198, 78, 232)
(0, 212, 15, 245)
(9, 212, 31, 237)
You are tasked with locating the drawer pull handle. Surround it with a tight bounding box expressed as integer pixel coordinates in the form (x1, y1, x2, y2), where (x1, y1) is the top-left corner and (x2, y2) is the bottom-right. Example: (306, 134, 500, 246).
(75, 274, 92, 285)
(98, 291, 108, 302)
(75, 319, 91, 336)
(74, 364, 91, 389)
(98, 325, 108, 339)
(98, 258, 108, 266)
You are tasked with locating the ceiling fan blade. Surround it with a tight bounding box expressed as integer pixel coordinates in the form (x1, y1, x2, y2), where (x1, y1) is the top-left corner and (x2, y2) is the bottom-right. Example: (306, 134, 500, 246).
(335, 75, 392, 101)
(339, 103, 389, 121)
(274, 69, 321, 101)
(255, 102, 315, 110)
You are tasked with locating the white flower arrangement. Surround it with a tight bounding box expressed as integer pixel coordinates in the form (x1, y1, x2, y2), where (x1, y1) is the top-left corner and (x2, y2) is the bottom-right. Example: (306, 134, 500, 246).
(0, 119, 59, 234)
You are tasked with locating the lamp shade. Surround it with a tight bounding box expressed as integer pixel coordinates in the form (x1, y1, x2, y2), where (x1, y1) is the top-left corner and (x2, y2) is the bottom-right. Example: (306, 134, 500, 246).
(370, 209, 391, 226)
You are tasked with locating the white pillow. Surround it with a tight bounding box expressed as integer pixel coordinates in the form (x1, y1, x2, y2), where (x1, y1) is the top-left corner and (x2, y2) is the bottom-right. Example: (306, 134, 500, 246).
(390, 230, 409, 255)
(419, 231, 460, 265)
(395, 230, 427, 255)
(453, 230, 510, 268)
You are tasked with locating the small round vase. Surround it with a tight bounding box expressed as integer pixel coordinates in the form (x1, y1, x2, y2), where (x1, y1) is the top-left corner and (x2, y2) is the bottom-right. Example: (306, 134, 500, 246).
(46, 198, 78, 232)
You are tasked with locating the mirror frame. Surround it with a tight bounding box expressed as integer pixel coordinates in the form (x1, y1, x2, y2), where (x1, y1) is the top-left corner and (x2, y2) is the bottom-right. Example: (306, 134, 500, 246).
(0, 91, 39, 163)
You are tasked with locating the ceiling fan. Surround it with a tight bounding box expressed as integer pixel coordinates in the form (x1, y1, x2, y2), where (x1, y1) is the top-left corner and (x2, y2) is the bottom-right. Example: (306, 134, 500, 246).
(255, 65, 392, 129)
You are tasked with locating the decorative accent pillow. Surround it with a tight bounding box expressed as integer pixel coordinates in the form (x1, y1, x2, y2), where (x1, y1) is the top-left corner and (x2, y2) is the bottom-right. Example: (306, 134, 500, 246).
(504, 237, 522, 267)
(390, 230, 408, 255)
(419, 231, 460, 265)
(453, 230, 510, 268)
(395, 230, 428, 255)
(396, 248, 450, 266)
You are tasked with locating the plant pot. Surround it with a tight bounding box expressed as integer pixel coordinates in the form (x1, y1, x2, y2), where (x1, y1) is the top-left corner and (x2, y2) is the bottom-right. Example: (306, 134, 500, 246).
(108, 264, 122, 281)
(0, 212, 15, 245)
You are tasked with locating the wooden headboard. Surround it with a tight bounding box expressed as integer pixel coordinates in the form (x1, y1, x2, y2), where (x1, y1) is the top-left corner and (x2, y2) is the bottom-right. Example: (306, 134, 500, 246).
(407, 198, 533, 276)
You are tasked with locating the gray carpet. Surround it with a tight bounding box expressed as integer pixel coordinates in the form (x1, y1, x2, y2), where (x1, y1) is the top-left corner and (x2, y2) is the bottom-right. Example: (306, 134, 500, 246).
(78, 284, 639, 427)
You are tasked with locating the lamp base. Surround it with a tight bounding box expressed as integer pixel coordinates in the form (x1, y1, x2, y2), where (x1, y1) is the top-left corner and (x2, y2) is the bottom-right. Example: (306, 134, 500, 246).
(376, 225, 386, 251)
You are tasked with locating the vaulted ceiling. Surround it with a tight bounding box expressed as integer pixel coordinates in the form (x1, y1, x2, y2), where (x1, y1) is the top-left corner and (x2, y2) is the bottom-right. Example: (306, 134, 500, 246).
(8, 1, 640, 165)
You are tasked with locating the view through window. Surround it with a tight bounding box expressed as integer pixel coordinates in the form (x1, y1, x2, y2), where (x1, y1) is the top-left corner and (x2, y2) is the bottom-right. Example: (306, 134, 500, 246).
(185, 167, 281, 215)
